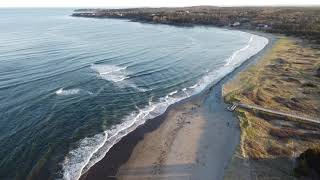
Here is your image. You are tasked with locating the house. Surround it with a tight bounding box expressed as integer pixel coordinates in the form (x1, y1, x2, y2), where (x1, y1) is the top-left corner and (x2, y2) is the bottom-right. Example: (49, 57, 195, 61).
(256, 24, 270, 30)
(232, 22, 241, 27)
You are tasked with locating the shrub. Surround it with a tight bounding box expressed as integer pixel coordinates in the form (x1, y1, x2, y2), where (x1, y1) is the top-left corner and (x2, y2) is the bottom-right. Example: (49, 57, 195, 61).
(294, 147, 320, 177)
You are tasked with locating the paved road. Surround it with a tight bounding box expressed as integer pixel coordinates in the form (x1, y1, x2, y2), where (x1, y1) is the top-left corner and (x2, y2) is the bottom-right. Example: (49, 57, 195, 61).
(234, 103, 320, 125)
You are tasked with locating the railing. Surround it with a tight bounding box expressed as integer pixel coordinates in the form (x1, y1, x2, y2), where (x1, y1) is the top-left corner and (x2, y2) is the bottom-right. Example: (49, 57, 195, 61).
(228, 102, 320, 124)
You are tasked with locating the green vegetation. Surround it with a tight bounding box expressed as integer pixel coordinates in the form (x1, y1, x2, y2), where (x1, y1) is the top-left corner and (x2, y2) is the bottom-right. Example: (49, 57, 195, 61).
(294, 148, 320, 178)
(73, 6, 320, 42)
(224, 91, 240, 104)
(316, 64, 320, 77)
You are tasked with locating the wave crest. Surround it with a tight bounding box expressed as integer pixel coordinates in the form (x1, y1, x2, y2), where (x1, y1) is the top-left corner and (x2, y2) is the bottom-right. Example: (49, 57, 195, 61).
(56, 88, 81, 96)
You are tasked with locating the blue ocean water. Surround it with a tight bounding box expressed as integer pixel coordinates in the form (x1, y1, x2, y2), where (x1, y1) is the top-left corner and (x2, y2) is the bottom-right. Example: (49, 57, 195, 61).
(0, 9, 268, 180)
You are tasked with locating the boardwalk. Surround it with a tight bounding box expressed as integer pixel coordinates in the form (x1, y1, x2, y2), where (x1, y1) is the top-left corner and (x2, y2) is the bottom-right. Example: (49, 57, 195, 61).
(228, 102, 320, 125)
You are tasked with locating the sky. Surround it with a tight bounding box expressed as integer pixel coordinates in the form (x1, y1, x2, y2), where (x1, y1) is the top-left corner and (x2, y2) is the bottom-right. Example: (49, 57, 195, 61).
(0, 0, 320, 8)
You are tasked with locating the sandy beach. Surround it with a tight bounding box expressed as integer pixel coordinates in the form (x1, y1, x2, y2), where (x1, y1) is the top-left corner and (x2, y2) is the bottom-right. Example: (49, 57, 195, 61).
(80, 31, 276, 180)
(1, 7, 319, 180)
(114, 87, 241, 180)
(117, 100, 205, 179)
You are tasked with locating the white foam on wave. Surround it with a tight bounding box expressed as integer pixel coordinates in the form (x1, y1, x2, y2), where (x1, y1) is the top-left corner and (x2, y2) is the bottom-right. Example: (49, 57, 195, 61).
(182, 88, 189, 96)
(192, 34, 268, 93)
(62, 133, 108, 180)
(61, 32, 269, 180)
(225, 35, 254, 66)
(62, 93, 186, 180)
(91, 64, 148, 92)
(56, 88, 93, 96)
(91, 64, 128, 82)
(165, 90, 178, 99)
(189, 83, 198, 89)
(169, 90, 178, 96)
(56, 88, 81, 96)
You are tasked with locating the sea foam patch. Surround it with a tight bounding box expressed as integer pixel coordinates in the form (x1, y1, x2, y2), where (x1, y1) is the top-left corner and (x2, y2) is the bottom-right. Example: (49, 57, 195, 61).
(91, 64, 128, 82)
(90, 64, 148, 92)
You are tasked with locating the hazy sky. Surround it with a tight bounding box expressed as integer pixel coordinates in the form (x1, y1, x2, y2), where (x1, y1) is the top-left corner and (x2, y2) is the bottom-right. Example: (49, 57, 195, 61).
(1, 0, 320, 7)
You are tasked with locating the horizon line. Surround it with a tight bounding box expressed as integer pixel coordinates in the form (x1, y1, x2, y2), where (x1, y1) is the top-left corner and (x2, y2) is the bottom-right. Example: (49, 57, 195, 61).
(1, 4, 320, 8)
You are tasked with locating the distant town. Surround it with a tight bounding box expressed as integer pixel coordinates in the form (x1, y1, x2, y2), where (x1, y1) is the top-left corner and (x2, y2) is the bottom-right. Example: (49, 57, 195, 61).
(73, 6, 320, 43)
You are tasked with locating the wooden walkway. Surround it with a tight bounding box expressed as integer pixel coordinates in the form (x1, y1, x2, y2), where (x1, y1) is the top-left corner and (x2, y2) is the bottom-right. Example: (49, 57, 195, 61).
(228, 102, 320, 125)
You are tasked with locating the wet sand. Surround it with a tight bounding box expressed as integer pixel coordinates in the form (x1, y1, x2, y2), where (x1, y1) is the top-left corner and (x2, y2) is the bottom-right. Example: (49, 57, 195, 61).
(80, 31, 276, 180)
(117, 101, 205, 179)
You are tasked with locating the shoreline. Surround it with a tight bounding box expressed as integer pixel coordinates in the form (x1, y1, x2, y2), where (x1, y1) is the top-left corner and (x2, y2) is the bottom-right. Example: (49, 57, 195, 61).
(79, 30, 277, 180)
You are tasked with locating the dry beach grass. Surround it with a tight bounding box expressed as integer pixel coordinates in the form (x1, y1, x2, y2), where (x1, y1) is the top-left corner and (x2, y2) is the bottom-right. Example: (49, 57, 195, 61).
(223, 37, 320, 179)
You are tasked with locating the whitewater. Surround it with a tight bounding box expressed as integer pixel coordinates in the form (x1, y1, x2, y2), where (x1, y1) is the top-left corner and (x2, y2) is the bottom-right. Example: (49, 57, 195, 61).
(61, 33, 268, 180)
(0, 9, 269, 180)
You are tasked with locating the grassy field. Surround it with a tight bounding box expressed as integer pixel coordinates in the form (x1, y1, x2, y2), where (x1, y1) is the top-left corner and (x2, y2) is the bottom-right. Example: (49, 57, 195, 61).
(223, 37, 320, 179)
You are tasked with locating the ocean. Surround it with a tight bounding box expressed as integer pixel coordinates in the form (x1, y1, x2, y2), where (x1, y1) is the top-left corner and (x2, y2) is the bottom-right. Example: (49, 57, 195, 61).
(0, 9, 268, 180)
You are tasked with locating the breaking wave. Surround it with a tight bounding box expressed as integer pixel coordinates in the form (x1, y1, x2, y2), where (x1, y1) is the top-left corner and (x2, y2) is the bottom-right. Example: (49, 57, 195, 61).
(61, 33, 269, 180)
(225, 35, 254, 66)
(55, 88, 93, 96)
(90, 64, 147, 92)
(91, 64, 127, 83)
(62, 93, 186, 180)
(56, 88, 81, 96)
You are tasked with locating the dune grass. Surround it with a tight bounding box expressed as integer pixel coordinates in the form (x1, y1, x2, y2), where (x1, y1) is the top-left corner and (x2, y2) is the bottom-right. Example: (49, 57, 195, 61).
(223, 37, 320, 179)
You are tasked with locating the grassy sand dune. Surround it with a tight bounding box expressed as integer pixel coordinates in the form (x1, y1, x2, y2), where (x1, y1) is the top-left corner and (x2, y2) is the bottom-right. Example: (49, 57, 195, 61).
(223, 37, 320, 179)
